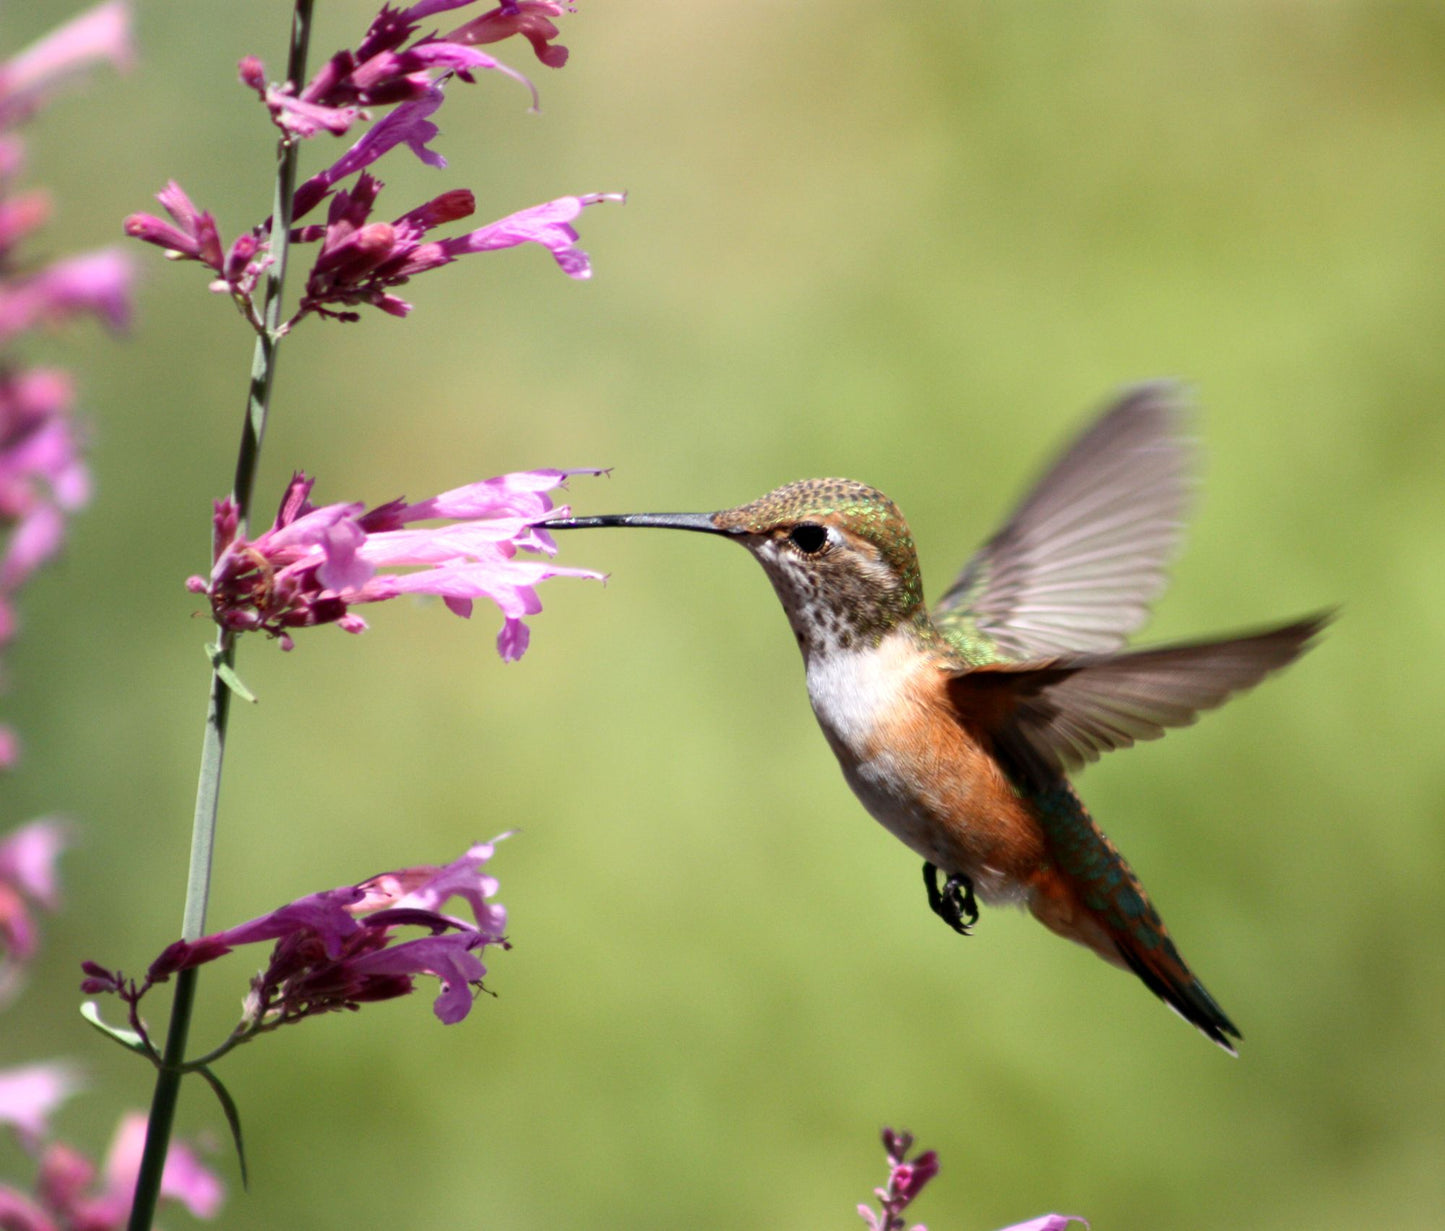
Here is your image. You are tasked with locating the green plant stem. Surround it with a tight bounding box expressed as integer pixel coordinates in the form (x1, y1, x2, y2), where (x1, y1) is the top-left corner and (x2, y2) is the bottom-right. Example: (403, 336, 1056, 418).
(126, 4, 314, 1228)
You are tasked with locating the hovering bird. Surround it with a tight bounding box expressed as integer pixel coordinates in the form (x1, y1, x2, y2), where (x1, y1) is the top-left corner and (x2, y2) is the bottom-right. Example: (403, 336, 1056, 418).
(544, 384, 1327, 1051)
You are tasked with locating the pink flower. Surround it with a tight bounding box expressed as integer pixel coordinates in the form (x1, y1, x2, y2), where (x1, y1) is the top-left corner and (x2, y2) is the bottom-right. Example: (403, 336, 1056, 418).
(69, 1113, 224, 1226)
(859, 1129, 939, 1231)
(0, 1, 134, 128)
(91, 842, 510, 1032)
(0, 819, 69, 998)
(0, 369, 91, 608)
(0, 1112, 224, 1230)
(245, 2, 541, 141)
(123, 180, 224, 270)
(0, 1061, 81, 1149)
(0, 247, 134, 343)
(188, 468, 604, 658)
(296, 173, 621, 319)
(447, 2, 574, 69)
(857, 1129, 1088, 1231)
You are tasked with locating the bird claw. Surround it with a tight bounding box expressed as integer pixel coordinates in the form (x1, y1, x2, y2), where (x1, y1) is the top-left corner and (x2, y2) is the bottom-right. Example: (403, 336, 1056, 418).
(923, 862, 979, 936)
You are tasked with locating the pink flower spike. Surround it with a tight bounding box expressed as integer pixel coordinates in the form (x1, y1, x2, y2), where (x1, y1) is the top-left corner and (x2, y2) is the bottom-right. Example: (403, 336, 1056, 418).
(0, 1, 134, 127)
(0, 1061, 82, 1148)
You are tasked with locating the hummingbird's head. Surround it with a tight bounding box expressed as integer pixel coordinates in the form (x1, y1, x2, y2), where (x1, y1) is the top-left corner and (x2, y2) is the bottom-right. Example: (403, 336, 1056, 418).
(712, 478, 925, 653)
(541, 479, 925, 655)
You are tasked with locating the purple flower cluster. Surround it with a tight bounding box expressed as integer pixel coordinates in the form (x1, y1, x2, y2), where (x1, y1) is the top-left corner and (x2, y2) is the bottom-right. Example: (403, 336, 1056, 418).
(187, 467, 603, 658)
(0, 2, 133, 766)
(125, 1, 620, 328)
(85, 839, 510, 1036)
(858, 1129, 1088, 1231)
(859, 1128, 941, 1231)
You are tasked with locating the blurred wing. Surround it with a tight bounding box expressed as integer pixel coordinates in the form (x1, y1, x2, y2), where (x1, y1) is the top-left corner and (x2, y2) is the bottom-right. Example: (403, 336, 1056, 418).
(933, 382, 1194, 663)
(948, 615, 1330, 789)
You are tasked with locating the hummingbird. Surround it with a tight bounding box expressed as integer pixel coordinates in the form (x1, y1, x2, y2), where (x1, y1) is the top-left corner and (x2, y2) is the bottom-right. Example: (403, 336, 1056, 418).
(543, 383, 1327, 1052)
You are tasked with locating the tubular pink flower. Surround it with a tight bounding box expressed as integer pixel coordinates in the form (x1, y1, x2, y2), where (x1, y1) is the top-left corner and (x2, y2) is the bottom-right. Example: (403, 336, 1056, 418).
(296, 188, 621, 320)
(447, 2, 573, 69)
(192, 468, 604, 657)
(0, 247, 134, 343)
(432, 191, 622, 279)
(123, 180, 223, 266)
(0, 1, 134, 127)
(293, 88, 448, 221)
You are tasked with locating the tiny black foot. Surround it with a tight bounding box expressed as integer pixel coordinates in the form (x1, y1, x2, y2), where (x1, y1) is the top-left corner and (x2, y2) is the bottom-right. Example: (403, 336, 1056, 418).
(923, 862, 980, 936)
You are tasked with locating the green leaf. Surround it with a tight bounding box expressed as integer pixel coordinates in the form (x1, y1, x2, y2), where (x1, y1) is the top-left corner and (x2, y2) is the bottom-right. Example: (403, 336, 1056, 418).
(197, 1065, 249, 1190)
(80, 1001, 154, 1057)
(205, 645, 257, 703)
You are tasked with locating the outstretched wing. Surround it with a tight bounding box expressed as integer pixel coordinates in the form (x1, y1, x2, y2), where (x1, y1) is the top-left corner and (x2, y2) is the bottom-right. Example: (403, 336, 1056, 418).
(947, 614, 1330, 790)
(933, 382, 1193, 664)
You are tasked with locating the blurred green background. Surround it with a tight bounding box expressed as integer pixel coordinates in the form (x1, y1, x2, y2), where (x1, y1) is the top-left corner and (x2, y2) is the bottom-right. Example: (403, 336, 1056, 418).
(4, 2, 1443, 1228)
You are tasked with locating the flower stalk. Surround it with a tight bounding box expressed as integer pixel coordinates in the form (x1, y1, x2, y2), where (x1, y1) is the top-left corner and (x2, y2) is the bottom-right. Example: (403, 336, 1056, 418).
(126, 5, 315, 1228)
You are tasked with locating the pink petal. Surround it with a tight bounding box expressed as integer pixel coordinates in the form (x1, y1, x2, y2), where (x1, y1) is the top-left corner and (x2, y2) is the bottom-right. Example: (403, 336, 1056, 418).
(0, 1061, 82, 1144)
(0, 1, 133, 124)
(402, 467, 605, 521)
(0, 504, 66, 591)
(317, 517, 372, 592)
(0, 819, 69, 908)
(393, 840, 506, 935)
(439, 193, 623, 279)
(209, 886, 366, 959)
(347, 934, 487, 1024)
(293, 88, 446, 220)
(98, 1113, 225, 1222)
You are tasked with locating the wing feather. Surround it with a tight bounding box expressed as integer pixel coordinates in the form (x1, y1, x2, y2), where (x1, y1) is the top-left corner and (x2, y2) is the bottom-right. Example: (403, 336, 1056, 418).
(934, 382, 1193, 662)
(948, 615, 1331, 789)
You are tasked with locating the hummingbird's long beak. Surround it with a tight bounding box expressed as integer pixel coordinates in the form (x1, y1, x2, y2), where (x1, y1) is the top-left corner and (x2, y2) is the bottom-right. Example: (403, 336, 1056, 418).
(541, 512, 741, 536)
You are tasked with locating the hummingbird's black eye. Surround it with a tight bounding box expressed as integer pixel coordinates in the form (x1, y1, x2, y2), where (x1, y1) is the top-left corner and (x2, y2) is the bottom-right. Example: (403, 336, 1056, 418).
(788, 523, 829, 554)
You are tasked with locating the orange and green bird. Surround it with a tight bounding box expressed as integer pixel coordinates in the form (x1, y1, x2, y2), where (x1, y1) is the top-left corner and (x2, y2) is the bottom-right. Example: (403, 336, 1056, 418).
(544, 384, 1327, 1053)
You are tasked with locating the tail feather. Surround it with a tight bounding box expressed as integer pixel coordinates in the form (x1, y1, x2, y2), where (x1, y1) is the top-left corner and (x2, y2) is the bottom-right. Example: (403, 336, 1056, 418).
(1026, 780, 1241, 1053)
(1112, 929, 1241, 1055)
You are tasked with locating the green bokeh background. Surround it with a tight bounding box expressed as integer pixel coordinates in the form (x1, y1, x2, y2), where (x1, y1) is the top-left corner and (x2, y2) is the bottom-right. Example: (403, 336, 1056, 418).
(4, 2, 1443, 1228)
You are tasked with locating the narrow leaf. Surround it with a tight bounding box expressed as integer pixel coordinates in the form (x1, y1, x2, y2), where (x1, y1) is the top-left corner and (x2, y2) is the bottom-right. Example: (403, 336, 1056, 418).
(204, 645, 257, 703)
(197, 1064, 249, 1190)
(80, 1001, 153, 1057)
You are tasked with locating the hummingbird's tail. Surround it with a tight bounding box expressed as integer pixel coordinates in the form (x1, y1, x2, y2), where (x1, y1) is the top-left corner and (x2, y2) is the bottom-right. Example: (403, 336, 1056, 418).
(1026, 782, 1242, 1053)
